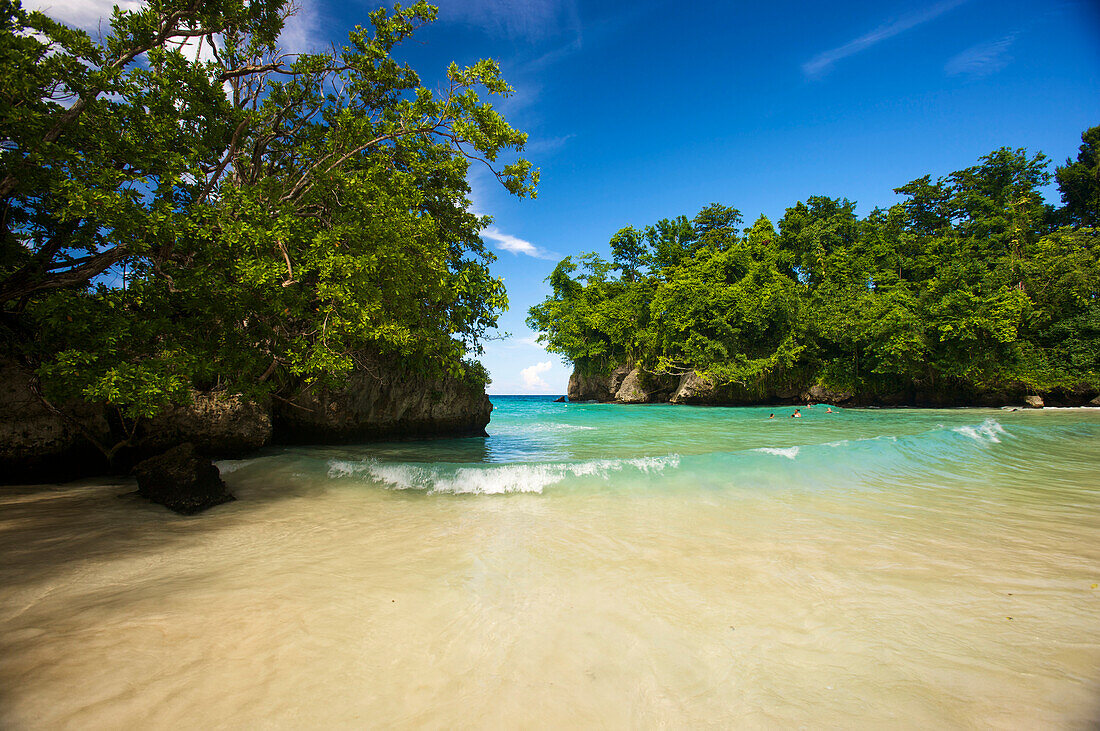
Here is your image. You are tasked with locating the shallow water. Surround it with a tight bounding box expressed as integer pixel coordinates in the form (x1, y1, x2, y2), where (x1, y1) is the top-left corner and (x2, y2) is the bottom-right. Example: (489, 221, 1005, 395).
(2, 399, 1099, 728)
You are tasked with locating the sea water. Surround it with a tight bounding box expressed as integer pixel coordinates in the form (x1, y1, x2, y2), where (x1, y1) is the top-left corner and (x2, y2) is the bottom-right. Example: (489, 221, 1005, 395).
(1, 397, 1099, 727)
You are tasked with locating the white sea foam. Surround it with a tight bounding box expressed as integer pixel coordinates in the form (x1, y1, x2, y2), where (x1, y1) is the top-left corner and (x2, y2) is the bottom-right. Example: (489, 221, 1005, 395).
(754, 446, 800, 459)
(498, 423, 598, 434)
(327, 460, 369, 479)
(953, 418, 1007, 444)
(215, 459, 258, 475)
(327, 456, 680, 495)
(824, 435, 899, 448)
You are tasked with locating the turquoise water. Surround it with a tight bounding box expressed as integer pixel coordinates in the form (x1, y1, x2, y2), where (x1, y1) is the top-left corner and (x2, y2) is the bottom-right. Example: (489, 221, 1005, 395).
(255, 396, 1100, 501)
(2, 398, 1099, 727)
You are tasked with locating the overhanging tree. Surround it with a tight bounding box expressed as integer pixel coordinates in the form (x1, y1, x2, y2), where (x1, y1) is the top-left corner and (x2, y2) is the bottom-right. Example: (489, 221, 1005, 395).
(1, 0, 537, 453)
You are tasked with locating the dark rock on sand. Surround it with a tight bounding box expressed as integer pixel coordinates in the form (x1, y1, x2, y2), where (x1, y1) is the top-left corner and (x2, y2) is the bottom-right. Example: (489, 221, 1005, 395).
(132, 443, 235, 515)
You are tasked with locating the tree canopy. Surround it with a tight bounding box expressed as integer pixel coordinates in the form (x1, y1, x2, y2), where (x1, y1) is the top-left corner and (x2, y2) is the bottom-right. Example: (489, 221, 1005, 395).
(528, 128, 1100, 399)
(1, 0, 537, 444)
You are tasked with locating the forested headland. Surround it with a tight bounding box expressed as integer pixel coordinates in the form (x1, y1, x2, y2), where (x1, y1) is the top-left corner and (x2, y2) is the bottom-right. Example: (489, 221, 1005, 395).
(528, 128, 1100, 407)
(0, 0, 535, 478)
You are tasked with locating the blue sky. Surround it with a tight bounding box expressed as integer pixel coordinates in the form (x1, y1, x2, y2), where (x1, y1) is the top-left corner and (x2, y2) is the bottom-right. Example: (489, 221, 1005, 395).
(37, 0, 1100, 394)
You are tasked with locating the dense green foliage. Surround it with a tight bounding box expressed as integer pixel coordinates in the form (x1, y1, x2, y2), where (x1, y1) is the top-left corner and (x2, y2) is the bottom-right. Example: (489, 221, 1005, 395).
(0, 0, 535, 444)
(529, 128, 1100, 398)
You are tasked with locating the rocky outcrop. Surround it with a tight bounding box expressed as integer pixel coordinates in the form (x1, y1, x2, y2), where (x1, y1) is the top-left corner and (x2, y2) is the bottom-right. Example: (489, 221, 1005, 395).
(132, 443, 235, 515)
(272, 359, 491, 443)
(802, 384, 855, 404)
(567, 370, 612, 402)
(670, 371, 717, 404)
(0, 358, 112, 482)
(614, 368, 650, 403)
(134, 393, 272, 456)
(2, 354, 494, 484)
(565, 362, 1100, 408)
(565, 363, 677, 404)
(608, 364, 633, 396)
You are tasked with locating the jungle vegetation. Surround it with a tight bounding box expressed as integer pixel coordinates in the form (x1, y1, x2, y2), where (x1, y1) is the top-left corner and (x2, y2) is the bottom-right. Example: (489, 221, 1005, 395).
(0, 0, 536, 446)
(528, 128, 1100, 399)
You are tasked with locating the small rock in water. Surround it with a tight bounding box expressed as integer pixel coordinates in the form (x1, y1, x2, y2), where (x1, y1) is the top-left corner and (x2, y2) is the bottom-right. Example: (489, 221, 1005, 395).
(132, 443, 235, 515)
(553, 395, 566, 403)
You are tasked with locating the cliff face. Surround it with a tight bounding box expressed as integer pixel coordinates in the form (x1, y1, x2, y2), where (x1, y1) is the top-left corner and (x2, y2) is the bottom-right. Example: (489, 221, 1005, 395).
(0, 359, 113, 482)
(272, 359, 491, 443)
(0, 356, 491, 483)
(566, 370, 612, 403)
(567, 364, 676, 404)
(570, 364, 1100, 408)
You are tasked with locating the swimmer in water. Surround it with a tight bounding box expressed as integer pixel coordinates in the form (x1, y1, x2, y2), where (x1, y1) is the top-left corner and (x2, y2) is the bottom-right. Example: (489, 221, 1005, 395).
(826, 407, 834, 413)
(768, 413, 775, 419)
(792, 409, 801, 418)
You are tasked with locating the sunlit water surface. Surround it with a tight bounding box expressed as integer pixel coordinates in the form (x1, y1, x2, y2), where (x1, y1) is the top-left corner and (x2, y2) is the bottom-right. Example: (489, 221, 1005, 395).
(2, 398, 1099, 728)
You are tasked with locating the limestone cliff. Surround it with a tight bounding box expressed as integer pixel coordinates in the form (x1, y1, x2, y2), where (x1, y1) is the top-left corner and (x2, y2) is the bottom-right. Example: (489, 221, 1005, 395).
(566, 363, 675, 404)
(272, 358, 491, 443)
(0, 358, 112, 482)
(567, 363, 1099, 408)
(567, 369, 613, 402)
(1, 356, 492, 483)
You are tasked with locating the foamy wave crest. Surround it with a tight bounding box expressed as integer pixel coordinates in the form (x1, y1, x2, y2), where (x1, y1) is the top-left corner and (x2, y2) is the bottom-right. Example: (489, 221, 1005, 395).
(953, 418, 1008, 444)
(754, 446, 800, 459)
(215, 459, 258, 475)
(327, 456, 680, 495)
(499, 423, 597, 433)
(327, 460, 368, 479)
(824, 435, 899, 448)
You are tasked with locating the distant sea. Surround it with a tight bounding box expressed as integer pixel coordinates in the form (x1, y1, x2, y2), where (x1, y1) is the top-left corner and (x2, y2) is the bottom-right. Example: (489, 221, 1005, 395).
(2, 396, 1099, 727)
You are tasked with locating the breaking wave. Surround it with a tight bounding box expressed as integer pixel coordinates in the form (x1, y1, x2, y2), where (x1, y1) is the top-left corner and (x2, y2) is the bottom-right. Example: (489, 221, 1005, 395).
(327, 455, 680, 494)
(952, 418, 1008, 444)
(317, 417, 1033, 496)
(753, 446, 800, 459)
(495, 423, 598, 433)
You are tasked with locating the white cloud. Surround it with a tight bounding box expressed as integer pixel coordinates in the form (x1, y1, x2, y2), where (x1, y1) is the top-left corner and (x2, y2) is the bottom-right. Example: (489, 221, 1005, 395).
(281, 0, 325, 54)
(945, 35, 1015, 79)
(24, 0, 324, 56)
(24, 0, 142, 30)
(521, 360, 554, 390)
(803, 0, 969, 78)
(481, 226, 557, 260)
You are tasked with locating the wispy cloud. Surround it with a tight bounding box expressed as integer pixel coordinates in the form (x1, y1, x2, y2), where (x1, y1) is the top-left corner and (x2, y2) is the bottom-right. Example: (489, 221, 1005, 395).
(436, 0, 580, 42)
(802, 0, 969, 78)
(524, 133, 576, 155)
(466, 168, 554, 260)
(945, 34, 1015, 78)
(485, 333, 544, 350)
(521, 360, 554, 390)
(281, 0, 326, 54)
(481, 227, 557, 260)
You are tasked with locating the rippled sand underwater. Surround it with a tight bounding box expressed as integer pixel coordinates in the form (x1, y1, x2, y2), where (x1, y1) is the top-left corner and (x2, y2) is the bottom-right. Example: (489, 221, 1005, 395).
(2, 400, 1099, 728)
